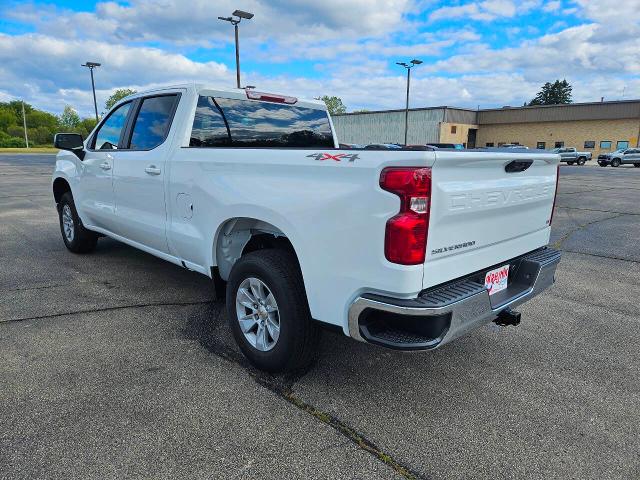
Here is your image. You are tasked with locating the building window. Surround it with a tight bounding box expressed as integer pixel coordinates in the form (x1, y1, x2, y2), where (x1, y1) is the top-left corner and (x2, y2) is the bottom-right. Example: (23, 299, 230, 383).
(537, 142, 546, 149)
(554, 141, 564, 148)
(617, 140, 629, 150)
(451, 125, 457, 134)
(584, 141, 595, 149)
(600, 141, 612, 149)
(486, 142, 494, 147)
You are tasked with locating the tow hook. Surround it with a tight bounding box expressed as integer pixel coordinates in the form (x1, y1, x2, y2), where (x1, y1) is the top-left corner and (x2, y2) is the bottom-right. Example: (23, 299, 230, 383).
(494, 307, 521, 326)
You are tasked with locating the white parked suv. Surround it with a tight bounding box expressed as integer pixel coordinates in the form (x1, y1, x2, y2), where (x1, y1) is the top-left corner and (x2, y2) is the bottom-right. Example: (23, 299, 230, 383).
(52, 84, 561, 372)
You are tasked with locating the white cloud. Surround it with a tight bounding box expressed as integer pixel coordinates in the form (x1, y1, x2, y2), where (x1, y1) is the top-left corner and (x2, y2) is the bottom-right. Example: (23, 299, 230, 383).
(0, 0, 639, 118)
(543, 1, 561, 12)
(429, 0, 524, 22)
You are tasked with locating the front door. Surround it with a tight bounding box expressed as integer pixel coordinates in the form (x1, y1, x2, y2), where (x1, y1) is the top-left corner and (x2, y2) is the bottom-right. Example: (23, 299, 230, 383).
(78, 101, 133, 231)
(111, 94, 180, 253)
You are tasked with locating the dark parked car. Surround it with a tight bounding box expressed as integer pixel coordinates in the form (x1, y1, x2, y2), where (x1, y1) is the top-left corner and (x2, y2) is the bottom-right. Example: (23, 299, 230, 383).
(364, 143, 402, 150)
(427, 143, 464, 149)
(598, 148, 640, 167)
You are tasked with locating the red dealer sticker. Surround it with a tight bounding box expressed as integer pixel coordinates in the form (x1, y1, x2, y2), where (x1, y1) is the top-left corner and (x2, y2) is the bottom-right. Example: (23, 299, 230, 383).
(485, 264, 510, 296)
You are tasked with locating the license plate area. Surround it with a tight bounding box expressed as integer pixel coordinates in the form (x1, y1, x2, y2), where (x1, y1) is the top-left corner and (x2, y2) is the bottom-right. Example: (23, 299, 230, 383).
(485, 264, 510, 296)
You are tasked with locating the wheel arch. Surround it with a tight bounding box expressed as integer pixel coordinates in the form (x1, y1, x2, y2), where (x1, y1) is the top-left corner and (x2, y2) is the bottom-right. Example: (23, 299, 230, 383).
(212, 217, 302, 282)
(53, 176, 72, 204)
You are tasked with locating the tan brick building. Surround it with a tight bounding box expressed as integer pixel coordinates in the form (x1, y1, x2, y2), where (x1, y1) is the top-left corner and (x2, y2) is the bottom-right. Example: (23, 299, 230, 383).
(332, 100, 640, 155)
(477, 100, 640, 156)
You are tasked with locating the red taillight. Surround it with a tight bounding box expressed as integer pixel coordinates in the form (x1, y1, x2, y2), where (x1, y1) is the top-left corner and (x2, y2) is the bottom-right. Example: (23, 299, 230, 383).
(380, 167, 431, 265)
(246, 90, 297, 104)
(549, 164, 560, 225)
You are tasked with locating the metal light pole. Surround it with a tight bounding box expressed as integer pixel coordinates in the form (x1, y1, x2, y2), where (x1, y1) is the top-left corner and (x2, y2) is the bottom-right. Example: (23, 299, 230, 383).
(396, 59, 423, 145)
(218, 10, 254, 89)
(81, 62, 101, 122)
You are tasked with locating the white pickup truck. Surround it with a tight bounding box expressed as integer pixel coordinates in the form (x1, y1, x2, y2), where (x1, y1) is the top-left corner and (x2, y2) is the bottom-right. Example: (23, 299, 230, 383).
(52, 84, 561, 372)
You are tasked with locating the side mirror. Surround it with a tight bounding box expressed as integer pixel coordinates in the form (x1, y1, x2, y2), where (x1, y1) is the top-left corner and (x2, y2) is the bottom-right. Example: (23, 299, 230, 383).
(54, 133, 85, 160)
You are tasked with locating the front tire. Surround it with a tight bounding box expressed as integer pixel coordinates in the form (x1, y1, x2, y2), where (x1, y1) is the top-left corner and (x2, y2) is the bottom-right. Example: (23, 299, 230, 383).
(57, 192, 98, 253)
(611, 158, 621, 167)
(634, 163, 640, 168)
(226, 249, 320, 373)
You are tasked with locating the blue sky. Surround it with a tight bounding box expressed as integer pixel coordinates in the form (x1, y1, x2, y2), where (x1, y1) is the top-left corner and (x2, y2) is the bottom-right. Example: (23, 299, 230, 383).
(1, 0, 639, 117)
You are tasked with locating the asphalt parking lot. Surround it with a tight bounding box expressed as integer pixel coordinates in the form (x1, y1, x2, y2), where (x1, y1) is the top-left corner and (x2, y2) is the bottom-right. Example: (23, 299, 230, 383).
(1, 154, 639, 480)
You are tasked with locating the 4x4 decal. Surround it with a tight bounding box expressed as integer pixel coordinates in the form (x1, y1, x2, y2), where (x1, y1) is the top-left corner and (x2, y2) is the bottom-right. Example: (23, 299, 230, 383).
(307, 152, 359, 162)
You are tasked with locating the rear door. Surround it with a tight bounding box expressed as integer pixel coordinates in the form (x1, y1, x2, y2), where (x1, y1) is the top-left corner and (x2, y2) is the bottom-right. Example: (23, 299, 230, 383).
(111, 93, 181, 253)
(624, 149, 639, 164)
(424, 151, 558, 288)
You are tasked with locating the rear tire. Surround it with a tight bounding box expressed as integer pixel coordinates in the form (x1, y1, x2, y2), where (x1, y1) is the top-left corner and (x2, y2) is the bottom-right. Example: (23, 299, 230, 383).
(577, 157, 586, 165)
(634, 163, 640, 168)
(611, 158, 621, 167)
(57, 192, 98, 253)
(226, 249, 320, 373)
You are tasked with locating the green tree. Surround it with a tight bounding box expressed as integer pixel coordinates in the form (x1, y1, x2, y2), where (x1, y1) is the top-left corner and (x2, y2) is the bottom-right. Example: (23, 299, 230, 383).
(59, 106, 81, 130)
(7, 125, 24, 138)
(26, 110, 59, 131)
(0, 109, 17, 131)
(76, 117, 98, 137)
(318, 95, 346, 115)
(105, 88, 136, 111)
(528, 80, 573, 106)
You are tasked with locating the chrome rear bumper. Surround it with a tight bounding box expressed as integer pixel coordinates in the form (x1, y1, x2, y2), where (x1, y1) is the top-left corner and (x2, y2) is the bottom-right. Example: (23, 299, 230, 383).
(348, 247, 561, 350)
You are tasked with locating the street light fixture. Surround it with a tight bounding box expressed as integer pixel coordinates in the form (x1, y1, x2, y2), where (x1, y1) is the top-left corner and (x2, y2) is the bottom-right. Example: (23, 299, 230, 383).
(81, 61, 101, 122)
(396, 59, 422, 145)
(218, 10, 254, 89)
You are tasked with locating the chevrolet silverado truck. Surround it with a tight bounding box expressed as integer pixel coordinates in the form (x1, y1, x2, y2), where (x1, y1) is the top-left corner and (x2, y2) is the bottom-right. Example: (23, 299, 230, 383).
(52, 84, 561, 372)
(552, 147, 591, 165)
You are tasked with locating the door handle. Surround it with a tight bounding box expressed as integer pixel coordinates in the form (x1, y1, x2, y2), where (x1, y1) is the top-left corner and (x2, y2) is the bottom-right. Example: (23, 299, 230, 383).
(145, 165, 161, 175)
(99, 162, 111, 171)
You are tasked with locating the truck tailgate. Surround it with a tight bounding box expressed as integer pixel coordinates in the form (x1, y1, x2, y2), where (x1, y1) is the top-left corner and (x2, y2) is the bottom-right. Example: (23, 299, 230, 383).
(423, 151, 559, 289)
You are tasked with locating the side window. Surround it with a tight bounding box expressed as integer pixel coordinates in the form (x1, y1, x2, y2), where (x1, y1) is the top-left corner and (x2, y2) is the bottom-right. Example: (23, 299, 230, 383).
(190, 96, 230, 147)
(189, 96, 334, 148)
(93, 102, 131, 150)
(129, 95, 178, 150)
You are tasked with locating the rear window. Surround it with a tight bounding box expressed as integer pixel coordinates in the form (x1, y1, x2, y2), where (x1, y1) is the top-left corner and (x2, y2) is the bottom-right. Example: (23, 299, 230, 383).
(190, 96, 334, 148)
(129, 95, 178, 150)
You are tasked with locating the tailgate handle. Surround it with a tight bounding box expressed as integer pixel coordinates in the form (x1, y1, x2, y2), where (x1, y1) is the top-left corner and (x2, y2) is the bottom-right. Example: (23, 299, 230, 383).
(505, 159, 533, 173)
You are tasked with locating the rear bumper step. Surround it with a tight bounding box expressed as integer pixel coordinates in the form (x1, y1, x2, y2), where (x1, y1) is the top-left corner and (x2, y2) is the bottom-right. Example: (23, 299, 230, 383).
(348, 247, 561, 350)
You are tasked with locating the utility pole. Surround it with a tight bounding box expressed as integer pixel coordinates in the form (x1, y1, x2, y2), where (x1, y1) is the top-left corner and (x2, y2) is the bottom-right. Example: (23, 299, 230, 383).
(218, 10, 254, 89)
(22, 100, 29, 148)
(396, 59, 423, 145)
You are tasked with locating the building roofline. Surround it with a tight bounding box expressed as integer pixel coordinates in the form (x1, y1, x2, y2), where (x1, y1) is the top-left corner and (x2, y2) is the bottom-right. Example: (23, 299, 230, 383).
(479, 98, 640, 112)
(333, 99, 640, 117)
(333, 105, 477, 116)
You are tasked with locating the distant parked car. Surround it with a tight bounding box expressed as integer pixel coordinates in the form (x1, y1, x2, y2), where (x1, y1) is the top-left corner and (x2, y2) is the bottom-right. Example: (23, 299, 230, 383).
(427, 143, 464, 149)
(501, 143, 529, 149)
(552, 147, 591, 165)
(597, 148, 640, 167)
(364, 143, 402, 150)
